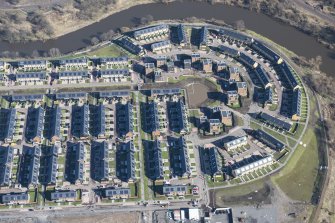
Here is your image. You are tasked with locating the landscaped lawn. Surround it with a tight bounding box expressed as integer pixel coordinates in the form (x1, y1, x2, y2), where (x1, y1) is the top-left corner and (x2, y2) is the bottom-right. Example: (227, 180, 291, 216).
(272, 128, 319, 201)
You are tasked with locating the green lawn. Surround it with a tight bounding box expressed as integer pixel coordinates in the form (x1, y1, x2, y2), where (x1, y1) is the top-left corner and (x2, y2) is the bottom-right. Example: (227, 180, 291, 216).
(272, 128, 319, 201)
(85, 44, 133, 58)
(214, 178, 266, 197)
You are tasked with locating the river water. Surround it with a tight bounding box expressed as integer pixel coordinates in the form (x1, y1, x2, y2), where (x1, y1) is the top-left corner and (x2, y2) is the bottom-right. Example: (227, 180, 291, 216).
(0, 1, 334, 76)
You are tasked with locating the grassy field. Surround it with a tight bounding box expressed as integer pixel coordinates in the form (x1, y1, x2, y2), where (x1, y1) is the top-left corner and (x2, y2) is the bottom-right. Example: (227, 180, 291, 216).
(214, 178, 266, 197)
(84, 44, 132, 58)
(272, 128, 319, 201)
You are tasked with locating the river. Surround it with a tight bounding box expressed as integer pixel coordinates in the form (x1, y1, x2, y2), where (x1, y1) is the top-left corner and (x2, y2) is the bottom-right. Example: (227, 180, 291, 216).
(0, 1, 334, 76)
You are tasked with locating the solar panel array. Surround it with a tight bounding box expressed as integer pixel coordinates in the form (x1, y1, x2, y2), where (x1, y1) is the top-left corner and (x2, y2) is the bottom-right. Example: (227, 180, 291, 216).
(104, 187, 131, 197)
(251, 41, 281, 63)
(120, 37, 145, 55)
(254, 66, 271, 87)
(1, 193, 28, 203)
(279, 62, 299, 90)
(0, 108, 16, 142)
(99, 91, 129, 98)
(177, 24, 188, 44)
(259, 112, 292, 131)
(51, 190, 76, 200)
(19, 145, 41, 187)
(65, 142, 85, 184)
(15, 72, 46, 80)
(56, 92, 87, 100)
(58, 71, 89, 78)
(254, 129, 285, 151)
(168, 137, 191, 178)
(115, 102, 133, 138)
(25, 107, 44, 142)
(199, 26, 208, 46)
(0, 146, 14, 186)
(100, 69, 129, 78)
(219, 28, 251, 42)
(151, 40, 171, 50)
(232, 155, 272, 176)
(163, 184, 187, 194)
(116, 141, 136, 182)
(238, 53, 258, 68)
(12, 94, 44, 101)
(151, 88, 180, 96)
(134, 24, 169, 38)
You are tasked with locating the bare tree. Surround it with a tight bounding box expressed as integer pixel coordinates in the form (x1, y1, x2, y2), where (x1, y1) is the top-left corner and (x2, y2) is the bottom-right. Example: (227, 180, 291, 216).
(233, 20, 246, 31)
(140, 14, 154, 25)
(91, 36, 100, 45)
(49, 48, 61, 57)
(100, 29, 115, 41)
(31, 50, 40, 58)
(309, 55, 322, 70)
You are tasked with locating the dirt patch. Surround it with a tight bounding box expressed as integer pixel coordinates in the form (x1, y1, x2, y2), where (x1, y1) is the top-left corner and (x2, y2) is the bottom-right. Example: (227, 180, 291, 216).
(212, 183, 273, 207)
(48, 212, 140, 223)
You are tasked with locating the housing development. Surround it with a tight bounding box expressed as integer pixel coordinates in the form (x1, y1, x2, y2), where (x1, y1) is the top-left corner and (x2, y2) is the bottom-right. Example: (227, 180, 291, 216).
(0, 22, 310, 223)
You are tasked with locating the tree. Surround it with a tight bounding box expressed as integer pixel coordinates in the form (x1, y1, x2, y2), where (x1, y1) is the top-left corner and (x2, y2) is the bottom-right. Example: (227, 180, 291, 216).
(100, 29, 115, 41)
(31, 50, 40, 58)
(6, 0, 21, 5)
(233, 20, 246, 31)
(91, 36, 100, 45)
(140, 14, 154, 25)
(48, 48, 61, 57)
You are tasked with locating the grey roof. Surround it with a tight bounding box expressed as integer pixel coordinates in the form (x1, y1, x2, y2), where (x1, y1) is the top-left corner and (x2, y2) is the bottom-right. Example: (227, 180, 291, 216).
(168, 137, 191, 177)
(120, 37, 145, 55)
(134, 24, 169, 38)
(232, 155, 272, 176)
(219, 28, 252, 42)
(100, 69, 129, 78)
(259, 112, 292, 131)
(58, 71, 89, 78)
(251, 41, 281, 63)
(0, 108, 16, 141)
(0, 146, 14, 186)
(254, 129, 285, 151)
(99, 57, 128, 64)
(115, 102, 133, 138)
(19, 145, 41, 187)
(98, 91, 129, 98)
(151, 40, 171, 50)
(254, 66, 271, 87)
(90, 141, 109, 182)
(220, 110, 232, 118)
(18, 60, 47, 67)
(104, 187, 130, 197)
(59, 58, 88, 65)
(65, 142, 85, 184)
(51, 190, 76, 200)
(25, 107, 44, 142)
(163, 184, 187, 194)
(116, 141, 136, 182)
(71, 105, 90, 138)
(151, 88, 181, 96)
(236, 82, 247, 89)
(15, 72, 47, 81)
(1, 193, 28, 203)
(55, 92, 87, 100)
(12, 94, 44, 102)
(220, 45, 241, 56)
(89, 105, 106, 137)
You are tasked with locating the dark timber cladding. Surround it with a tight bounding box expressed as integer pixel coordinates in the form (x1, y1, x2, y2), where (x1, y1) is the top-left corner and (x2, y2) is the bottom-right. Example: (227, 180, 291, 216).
(259, 112, 292, 131)
(199, 147, 222, 177)
(144, 140, 163, 180)
(90, 141, 109, 182)
(19, 145, 41, 187)
(168, 137, 191, 178)
(51, 190, 76, 200)
(167, 100, 188, 134)
(71, 105, 89, 138)
(44, 106, 61, 142)
(237, 52, 258, 68)
(0, 146, 14, 186)
(0, 108, 16, 142)
(89, 105, 106, 138)
(251, 40, 282, 64)
(141, 101, 159, 134)
(116, 141, 136, 182)
(278, 62, 300, 90)
(65, 142, 85, 184)
(177, 24, 188, 45)
(254, 66, 271, 88)
(25, 107, 44, 143)
(119, 37, 145, 56)
(39, 145, 58, 185)
(253, 129, 285, 152)
(115, 102, 133, 138)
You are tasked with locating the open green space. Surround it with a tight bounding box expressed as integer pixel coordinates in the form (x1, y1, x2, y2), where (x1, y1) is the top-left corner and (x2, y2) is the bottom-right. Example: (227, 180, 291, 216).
(272, 128, 319, 201)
